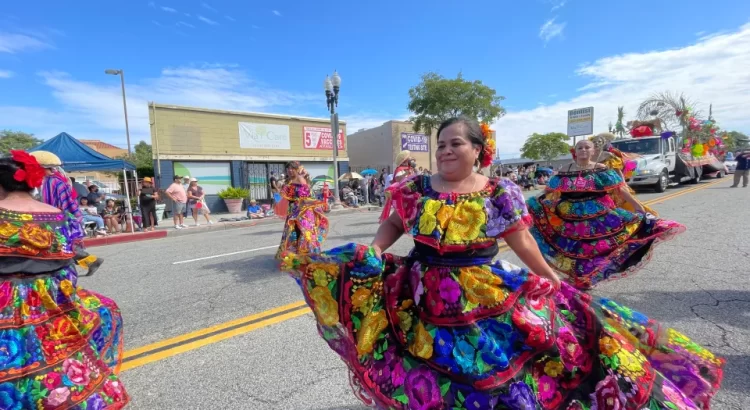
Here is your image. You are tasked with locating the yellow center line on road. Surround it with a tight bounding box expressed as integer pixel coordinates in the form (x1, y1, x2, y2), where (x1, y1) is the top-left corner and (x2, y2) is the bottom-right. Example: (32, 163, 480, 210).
(121, 179, 723, 372)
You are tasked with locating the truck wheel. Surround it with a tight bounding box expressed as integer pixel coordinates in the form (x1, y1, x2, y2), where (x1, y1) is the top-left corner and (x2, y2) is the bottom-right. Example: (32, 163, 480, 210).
(654, 171, 668, 193)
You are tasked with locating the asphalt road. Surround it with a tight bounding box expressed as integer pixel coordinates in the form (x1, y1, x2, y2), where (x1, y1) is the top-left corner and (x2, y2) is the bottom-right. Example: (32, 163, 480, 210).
(80, 178, 749, 410)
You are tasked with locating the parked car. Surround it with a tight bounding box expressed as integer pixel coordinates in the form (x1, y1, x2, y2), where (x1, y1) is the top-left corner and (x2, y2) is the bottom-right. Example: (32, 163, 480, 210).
(724, 158, 737, 174)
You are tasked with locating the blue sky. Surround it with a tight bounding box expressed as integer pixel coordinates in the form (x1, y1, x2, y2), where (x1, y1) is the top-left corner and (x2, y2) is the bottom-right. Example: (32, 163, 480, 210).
(2, 0, 750, 157)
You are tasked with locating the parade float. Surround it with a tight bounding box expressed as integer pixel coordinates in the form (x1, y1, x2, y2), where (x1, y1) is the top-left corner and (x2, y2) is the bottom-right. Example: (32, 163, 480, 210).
(609, 115, 726, 192)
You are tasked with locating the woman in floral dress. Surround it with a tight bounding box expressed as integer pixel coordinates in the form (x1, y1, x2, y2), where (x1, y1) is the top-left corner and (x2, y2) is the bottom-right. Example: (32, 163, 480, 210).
(527, 137, 685, 290)
(281, 117, 723, 409)
(274, 161, 329, 260)
(0, 151, 128, 409)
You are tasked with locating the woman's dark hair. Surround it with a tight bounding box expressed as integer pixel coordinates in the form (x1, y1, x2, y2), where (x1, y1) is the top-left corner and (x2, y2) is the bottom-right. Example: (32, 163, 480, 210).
(0, 158, 34, 193)
(285, 161, 300, 171)
(436, 116, 486, 165)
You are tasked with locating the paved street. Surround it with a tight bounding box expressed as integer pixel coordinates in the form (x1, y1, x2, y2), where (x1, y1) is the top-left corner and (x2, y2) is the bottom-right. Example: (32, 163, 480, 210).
(81, 179, 748, 410)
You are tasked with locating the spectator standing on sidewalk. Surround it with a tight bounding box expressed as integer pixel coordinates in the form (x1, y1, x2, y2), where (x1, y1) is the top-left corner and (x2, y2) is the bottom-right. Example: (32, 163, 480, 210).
(139, 176, 159, 231)
(166, 175, 188, 229)
(187, 177, 214, 226)
(730, 149, 750, 188)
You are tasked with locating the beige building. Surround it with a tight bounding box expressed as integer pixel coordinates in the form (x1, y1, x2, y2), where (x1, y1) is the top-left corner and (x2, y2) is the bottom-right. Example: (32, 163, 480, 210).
(347, 121, 437, 173)
(148, 103, 349, 208)
(347, 120, 497, 175)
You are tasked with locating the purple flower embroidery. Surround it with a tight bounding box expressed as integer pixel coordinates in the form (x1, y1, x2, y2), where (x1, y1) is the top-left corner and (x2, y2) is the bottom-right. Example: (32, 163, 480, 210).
(404, 367, 442, 410)
(500, 381, 537, 409)
(438, 278, 461, 304)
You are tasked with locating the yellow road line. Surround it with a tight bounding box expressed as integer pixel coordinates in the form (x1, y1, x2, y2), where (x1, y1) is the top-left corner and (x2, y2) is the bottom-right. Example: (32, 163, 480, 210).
(121, 179, 722, 371)
(121, 307, 311, 372)
(123, 300, 307, 359)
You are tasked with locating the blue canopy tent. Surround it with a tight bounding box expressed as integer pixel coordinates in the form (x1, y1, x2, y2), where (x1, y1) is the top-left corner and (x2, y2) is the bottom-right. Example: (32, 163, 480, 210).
(30, 132, 136, 172)
(30, 132, 138, 233)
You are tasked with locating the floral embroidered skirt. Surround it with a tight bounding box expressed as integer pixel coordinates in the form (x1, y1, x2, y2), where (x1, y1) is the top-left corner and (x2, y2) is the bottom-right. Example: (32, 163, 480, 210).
(0, 268, 128, 409)
(527, 193, 685, 289)
(281, 244, 723, 410)
(275, 201, 329, 260)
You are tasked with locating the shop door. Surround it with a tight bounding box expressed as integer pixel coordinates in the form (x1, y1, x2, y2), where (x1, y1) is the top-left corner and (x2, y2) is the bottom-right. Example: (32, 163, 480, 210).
(244, 162, 269, 200)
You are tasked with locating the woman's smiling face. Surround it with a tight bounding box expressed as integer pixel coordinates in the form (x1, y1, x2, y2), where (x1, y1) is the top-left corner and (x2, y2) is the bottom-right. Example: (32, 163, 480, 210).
(436, 122, 480, 179)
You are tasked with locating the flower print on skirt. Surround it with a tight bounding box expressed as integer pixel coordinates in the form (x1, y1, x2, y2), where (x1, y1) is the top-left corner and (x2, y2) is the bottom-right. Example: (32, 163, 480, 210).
(281, 244, 724, 410)
(528, 168, 685, 289)
(0, 270, 128, 409)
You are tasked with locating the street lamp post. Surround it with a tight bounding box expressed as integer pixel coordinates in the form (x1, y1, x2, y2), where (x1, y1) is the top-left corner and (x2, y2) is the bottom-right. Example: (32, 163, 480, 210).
(324, 71, 343, 209)
(105, 69, 132, 155)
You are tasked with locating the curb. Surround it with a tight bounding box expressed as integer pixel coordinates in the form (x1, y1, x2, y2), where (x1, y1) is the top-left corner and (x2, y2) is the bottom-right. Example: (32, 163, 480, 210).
(84, 206, 381, 248)
(84, 230, 168, 248)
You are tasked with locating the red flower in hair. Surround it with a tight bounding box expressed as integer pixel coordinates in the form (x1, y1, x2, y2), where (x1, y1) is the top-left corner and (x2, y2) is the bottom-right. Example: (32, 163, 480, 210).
(9, 150, 45, 188)
(569, 147, 577, 160)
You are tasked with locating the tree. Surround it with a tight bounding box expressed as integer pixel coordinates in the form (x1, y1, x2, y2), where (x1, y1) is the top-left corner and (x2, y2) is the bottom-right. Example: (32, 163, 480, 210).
(116, 141, 153, 169)
(637, 92, 702, 145)
(722, 131, 750, 152)
(407, 72, 505, 135)
(614, 106, 626, 139)
(0, 130, 44, 155)
(520, 132, 571, 164)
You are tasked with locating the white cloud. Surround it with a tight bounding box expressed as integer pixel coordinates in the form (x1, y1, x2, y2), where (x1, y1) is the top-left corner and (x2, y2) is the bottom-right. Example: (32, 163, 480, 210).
(344, 112, 411, 135)
(272, 10, 282, 17)
(184, 13, 191, 17)
(197, 15, 218, 25)
(0, 32, 50, 53)
(177, 21, 195, 29)
(550, 0, 567, 11)
(0, 66, 322, 144)
(225, 15, 236, 22)
(539, 17, 566, 43)
(495, 23, 750, 157)
(0, 70, 13, 78)
(201, 2, 217, 12)
(252, 25, 260, 29)
(160, 6, 177, 13)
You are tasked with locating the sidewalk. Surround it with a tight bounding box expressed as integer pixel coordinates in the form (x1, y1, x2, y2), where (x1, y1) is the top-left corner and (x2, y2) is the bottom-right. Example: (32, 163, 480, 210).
(83, 204, 382, 248)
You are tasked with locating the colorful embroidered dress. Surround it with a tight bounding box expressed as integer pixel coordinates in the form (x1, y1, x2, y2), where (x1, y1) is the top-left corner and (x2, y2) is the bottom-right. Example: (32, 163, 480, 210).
(275, 183, 329, 260)
(281, 175, 723, 410)
(527, 168, 685, 290)
(0, 208, 128, 409)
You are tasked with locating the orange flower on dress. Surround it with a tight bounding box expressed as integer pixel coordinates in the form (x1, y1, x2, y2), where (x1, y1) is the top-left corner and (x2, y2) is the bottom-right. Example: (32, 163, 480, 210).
(357, 309, 388, 356)
(435, 204, 454, 231)
(549, 214, 564, 227)
(599, 336, 621, 356)
(408, 321, 434, 359)
(309, 286, 339, 327)
(351, 287, 373, 314)
(0, 222, 19, 239)
(458, 266, 507, 307)
(19, 223, 53, 249)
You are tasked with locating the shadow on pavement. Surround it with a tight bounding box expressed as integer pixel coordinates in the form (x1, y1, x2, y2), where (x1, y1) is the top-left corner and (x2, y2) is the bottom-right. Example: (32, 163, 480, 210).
(718, 353, 750, 395)
(200, 253, 280, 284)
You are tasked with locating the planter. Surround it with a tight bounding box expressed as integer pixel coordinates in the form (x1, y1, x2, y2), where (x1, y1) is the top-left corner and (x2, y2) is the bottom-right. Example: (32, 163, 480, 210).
(223, 198, 243, 214)
(155, 204, 166, 223)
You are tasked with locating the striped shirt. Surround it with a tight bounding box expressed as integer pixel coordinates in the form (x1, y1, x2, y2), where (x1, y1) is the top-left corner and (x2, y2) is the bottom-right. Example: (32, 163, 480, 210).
(41, 175, 82, 222)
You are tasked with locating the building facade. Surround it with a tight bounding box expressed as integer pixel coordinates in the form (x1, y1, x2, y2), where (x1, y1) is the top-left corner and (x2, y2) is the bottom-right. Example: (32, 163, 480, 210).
(67, 140, 127, 191)
(347, 121, 437, 174)
(149, 103, 348, 211)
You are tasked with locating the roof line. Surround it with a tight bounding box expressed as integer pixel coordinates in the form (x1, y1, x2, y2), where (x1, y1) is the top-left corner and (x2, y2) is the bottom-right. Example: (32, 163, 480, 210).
(150, 102, 346, 124)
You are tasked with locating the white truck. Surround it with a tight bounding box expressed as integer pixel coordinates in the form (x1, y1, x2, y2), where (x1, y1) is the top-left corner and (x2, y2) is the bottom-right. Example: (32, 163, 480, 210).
(609, 135, 717, 193)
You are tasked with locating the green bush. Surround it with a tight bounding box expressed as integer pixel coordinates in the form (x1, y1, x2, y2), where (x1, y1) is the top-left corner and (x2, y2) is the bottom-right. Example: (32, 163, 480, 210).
(217, 187, 250, 199)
